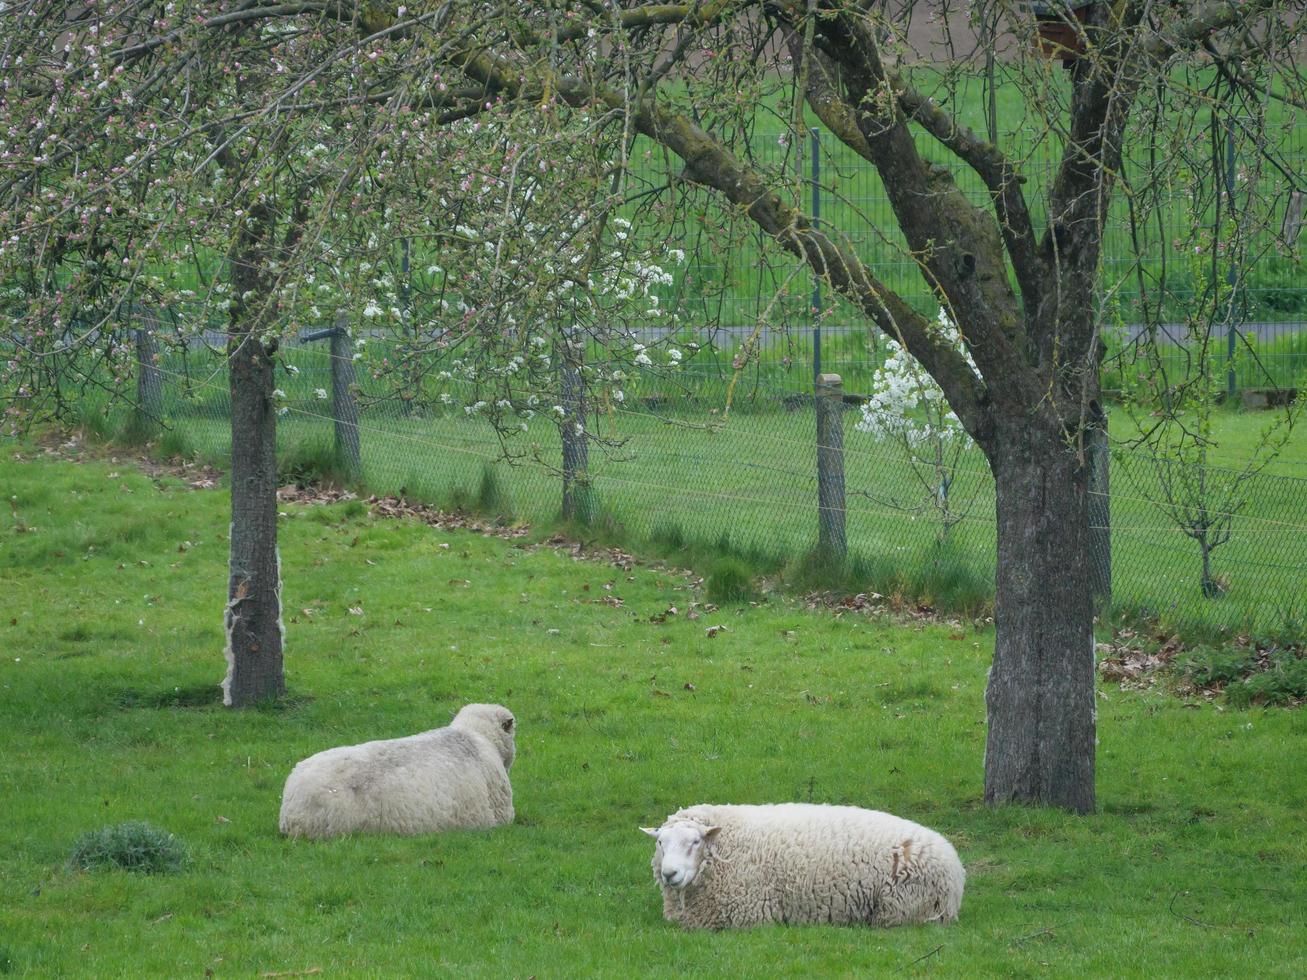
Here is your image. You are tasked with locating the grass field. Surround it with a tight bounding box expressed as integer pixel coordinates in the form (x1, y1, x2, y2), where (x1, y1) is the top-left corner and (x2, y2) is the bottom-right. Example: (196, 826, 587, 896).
(2, 447, 1306, 977)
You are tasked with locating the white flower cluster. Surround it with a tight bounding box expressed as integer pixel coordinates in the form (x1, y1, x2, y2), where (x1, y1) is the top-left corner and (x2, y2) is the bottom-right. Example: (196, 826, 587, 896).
(855, 308, 977, 448)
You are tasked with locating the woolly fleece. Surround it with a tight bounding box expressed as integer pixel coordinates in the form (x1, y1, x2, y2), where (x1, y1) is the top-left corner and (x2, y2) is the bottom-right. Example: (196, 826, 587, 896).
(648, 803, 965, 929)
(279, 703, 516, 839)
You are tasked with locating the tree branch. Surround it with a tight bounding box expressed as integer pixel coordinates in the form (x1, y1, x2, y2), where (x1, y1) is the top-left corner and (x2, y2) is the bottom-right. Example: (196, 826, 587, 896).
(448, 45, 995, 444)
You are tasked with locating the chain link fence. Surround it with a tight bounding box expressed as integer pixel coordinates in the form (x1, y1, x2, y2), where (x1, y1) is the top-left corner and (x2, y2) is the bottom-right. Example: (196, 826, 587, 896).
(90, 323, 1306, 643)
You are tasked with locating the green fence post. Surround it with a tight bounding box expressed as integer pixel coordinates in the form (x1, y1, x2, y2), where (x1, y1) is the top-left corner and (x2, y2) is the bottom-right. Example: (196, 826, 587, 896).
(816, 372, 846, 566)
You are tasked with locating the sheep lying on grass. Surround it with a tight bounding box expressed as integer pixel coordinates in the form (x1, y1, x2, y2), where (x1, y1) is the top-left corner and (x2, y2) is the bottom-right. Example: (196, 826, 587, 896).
(642, 803, 964, 929)
(279, 703, 516, 839)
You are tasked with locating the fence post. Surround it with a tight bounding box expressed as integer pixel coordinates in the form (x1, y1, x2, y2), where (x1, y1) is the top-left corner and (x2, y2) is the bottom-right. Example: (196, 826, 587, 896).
(134, 311, 164, 435)
(1223, 118, 1238, 402)
(810, 126, 822, 383)
(816, 372, 846, 566)
(1088, 409, 1111, 616)
(560, 328, 591, 524)
(329, 311, 362, 480)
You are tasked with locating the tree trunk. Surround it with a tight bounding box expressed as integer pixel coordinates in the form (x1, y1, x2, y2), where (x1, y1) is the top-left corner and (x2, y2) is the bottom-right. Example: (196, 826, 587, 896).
(984, 421, 1097, 813)
(134, 321, 163, 435)
(223, 329, 285, 706)
(330, 312, 362, 481)
(560, 330, 591, 524)
(1087, 411, 1111, 616)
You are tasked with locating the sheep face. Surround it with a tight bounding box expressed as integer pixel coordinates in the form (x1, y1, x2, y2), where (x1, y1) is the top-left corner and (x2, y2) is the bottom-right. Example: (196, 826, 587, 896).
(450, 703, 516, 770)
(641, 819, 721, 889)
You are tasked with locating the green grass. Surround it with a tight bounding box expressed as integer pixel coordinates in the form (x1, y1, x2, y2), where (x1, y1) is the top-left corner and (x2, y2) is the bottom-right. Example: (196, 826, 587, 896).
(3, 447, 1306, 976)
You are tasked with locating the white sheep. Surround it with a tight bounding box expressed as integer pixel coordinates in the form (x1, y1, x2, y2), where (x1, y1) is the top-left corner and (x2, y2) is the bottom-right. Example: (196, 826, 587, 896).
(641, 803, 964, 929)
(279, 703, 516, 839)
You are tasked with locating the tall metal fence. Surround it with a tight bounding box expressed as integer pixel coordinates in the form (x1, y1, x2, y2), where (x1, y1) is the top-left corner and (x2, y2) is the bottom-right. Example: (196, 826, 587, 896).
(98, 326, 1307, 642)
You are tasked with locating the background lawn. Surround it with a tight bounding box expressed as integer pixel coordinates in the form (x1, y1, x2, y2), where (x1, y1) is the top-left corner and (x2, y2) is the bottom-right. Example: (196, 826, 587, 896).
(82, 344, 1307, 641)
(1, 448, 1304, 977)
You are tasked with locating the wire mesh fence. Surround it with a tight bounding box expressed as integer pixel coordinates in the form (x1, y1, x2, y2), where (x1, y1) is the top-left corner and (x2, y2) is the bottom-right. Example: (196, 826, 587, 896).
(92, 325, 1307, 642)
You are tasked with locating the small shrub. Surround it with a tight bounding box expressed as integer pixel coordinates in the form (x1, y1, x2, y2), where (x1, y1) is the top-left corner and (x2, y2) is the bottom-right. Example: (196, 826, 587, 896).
(786, 546, 849, 592)
(279, 438, 353, 487)
(914, 538, 991, 615)
(75, 406, 116, 443)
(477, 464, 512, 519)
(650, 520, 686, 550)
(156, 426, 195, 461)
(1224, 652, 1307, 707)
(1175, 646, 1257, 688)
(706, 557, 756, 604)
(67, 821, 188, 875)
(117, 413, 162, 447)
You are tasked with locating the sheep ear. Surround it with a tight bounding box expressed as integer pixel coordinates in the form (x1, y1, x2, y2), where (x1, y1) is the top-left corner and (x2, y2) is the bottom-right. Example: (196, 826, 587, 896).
(704, 825, 722, 840)
(639, 826, 660, 838)
(501, 717, 514, 733)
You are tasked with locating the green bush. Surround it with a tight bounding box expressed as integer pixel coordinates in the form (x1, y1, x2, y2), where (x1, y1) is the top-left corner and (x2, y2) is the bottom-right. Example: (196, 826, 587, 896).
(476, 464, 512, 519)
(1175, 646, 1257, 688)
(1224, 652, 1307, 708)
(706, 557, 756, 604)
(67, 821, 189, 875)
(155, 426, 195, 460)
(279, 438, 355, 487)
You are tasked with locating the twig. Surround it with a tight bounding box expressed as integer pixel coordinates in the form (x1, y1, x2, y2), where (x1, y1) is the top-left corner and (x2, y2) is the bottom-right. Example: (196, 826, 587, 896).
(904, 944, 944, 970)
(1011, 926, 1054, 947)
(1168, 890, 1213, 928)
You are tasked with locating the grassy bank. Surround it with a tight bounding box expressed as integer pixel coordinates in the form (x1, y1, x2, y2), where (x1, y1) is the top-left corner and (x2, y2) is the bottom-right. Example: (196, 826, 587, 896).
(2, 447, 1306, 976)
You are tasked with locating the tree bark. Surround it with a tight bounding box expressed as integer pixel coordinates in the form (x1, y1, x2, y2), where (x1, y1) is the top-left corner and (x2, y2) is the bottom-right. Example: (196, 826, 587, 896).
(223, 329, 285, 706)
(984, 420, 1096, 814)
(134, 320, 163, 435)
(560, 330, 591, 524)
(222, 203, 285, 708)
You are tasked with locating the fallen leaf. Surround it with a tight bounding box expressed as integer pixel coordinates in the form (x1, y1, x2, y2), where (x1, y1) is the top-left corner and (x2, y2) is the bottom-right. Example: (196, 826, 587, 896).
(348, 606, 364, 616)
(683, 682, 696, 691)
(705, 625, 728, 638)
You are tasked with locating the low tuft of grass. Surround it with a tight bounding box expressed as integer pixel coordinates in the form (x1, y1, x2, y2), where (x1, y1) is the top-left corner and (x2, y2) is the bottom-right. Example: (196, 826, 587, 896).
(705, 557, 757, 604)
(279, 437, 357, 488)
(67, 822, 189, 875)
